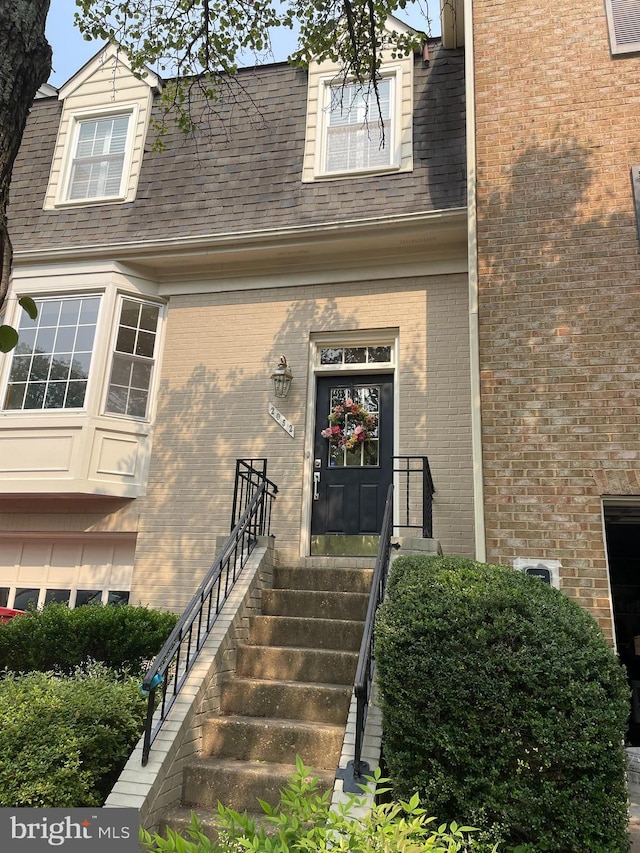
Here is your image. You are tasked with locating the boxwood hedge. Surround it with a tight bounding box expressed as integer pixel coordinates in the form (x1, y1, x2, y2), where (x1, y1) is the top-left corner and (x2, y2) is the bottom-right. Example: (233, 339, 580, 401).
(0, 666, 146, 807)
(375, 556, 630, 853)
(0, 602, 177, 675)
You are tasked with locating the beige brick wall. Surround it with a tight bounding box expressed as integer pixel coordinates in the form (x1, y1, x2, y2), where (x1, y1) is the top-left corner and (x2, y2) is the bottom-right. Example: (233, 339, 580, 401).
(473, 0, 640, 637)
(131, 273, 474, 610)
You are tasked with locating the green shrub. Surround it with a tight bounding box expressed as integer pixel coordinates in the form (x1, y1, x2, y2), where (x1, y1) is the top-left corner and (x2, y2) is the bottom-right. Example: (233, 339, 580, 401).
(140, 758, 494, 852)
(375, 555, 630, 853)
(0, 664, 146, 807)
(0, 602, 177, 675)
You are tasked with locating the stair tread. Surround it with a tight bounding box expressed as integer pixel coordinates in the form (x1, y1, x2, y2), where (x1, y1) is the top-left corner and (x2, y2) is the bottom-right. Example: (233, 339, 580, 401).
(238, 642, 358, 655)
(224, 675, 353, 690)
(186, 755, 334, 777)
(207, 714, 345, 732)
(252, 614, 365, 625)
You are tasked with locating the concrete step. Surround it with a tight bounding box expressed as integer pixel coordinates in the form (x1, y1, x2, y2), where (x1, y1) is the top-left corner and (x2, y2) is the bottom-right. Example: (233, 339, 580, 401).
(182, 758, 334, 812)
(202, 715, 343, 769)
(249, 614, 364, 651)
(236, 643, 358, 684)
(261, 588, 369, 620)
(160, 806, 223, 844)
(220, 676, 352, 724)
(273, 566, 373, 593)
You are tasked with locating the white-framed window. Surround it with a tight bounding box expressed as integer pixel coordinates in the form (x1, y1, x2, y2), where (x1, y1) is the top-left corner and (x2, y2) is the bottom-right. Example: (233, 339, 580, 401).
(323, 77, 395, 175)
(2, 292, 162, 420)
(3, 295, 101, 411)
(605, 0, 640, 54)
(67, 114, 130, 200)
(56, 106, 138, 205)
(104, 296, 161, 420)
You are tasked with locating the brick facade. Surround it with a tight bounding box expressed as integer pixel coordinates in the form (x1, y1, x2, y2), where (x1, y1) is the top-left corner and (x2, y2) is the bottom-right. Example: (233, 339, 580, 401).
(473, 0, 640, 637)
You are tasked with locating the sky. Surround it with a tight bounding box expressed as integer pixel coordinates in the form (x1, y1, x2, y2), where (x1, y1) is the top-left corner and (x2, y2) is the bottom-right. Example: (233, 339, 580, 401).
(45, 0, 435, 87)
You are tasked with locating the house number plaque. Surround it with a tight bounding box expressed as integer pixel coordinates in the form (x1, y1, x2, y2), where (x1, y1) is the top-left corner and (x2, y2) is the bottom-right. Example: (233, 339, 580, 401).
(269, 404, 294, 438)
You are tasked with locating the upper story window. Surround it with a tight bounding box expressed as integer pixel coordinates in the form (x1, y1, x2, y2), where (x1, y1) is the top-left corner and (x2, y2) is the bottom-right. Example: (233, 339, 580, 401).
(105, 298, 160, 419)
(4, 296, 100, 411)
(67, 114, 131, 201)
(605, 0, 640, 53)
(324, 78, 393, 174)
(301, 52, 414, 183)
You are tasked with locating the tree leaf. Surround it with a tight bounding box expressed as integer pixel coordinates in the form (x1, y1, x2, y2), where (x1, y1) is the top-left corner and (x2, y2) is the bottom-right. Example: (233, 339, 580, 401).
(18, 296, 38, 320)
(0, 325, 19, 352)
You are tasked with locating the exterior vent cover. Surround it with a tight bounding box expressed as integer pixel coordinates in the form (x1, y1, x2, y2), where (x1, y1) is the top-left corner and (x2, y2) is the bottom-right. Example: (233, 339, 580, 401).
(605, 0, 640, 54)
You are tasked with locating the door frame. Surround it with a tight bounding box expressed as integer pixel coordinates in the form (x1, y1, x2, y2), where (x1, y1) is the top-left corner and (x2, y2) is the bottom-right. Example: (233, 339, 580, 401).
(300, 330, 399, 557)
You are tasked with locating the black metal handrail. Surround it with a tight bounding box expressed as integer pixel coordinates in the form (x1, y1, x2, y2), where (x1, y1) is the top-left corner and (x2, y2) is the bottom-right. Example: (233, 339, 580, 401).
(140, 461, 277, 766)
(231, 459, 270, 531)
(341, 483, 395, 792)
(393, 456, 435, 539)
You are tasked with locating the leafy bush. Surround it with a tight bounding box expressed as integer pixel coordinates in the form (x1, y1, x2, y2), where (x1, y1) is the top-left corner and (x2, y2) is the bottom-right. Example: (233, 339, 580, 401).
(0, 664, 147, 807)
(375, 555, 630, 853)
(140, 758, 494, 852)
(0, 602, 177, 675)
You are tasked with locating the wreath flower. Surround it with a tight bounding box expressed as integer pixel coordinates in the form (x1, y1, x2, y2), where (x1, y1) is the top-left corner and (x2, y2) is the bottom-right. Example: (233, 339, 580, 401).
(321, 398, 376, 451)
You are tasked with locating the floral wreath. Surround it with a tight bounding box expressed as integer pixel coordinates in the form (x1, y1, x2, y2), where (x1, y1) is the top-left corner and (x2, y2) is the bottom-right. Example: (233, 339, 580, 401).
(321, 398, 376, 452)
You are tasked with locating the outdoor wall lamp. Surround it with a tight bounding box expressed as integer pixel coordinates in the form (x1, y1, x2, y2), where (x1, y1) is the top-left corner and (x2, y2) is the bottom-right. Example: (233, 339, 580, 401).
(271, 355, 293, 398)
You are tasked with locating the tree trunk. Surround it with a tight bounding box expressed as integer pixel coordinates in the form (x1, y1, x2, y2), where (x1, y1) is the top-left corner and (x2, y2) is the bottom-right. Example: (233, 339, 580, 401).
(0, 0, 52, 306)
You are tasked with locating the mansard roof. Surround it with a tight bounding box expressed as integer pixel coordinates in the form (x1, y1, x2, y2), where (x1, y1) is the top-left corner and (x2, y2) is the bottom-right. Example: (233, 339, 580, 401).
(9, 41, 465, 253)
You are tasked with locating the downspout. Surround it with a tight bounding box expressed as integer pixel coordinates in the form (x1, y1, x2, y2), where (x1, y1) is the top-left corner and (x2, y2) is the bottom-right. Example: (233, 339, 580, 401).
(464, 0, 487, 561)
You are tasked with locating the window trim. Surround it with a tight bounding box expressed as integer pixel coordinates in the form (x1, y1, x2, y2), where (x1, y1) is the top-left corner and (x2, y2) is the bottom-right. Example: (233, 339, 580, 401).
(314, 70, 402, 179)
(55, 104, 139, 207)
(604, 0, 640, 54)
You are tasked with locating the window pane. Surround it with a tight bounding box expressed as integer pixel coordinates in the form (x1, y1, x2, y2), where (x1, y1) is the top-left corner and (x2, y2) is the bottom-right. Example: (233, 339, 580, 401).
(108, 590, 130, 605)
(14, 588, 39, 610)
(10, 356, 31, 382)
(368, 345, 391, 363)
(344, 347, 366, 364)
(75, 589, 103, 607)
(49, 354, 71, 381)
(4, 296, 99, 412)
(116, 326, 136, 354)
(131, 361, 152, 389)
(65, 381, 87, 408)
(128, 389, 148, 418)
(110, 355, 133, 386)
(24, 383, 46, 409)
(320, 348, 342, 365)
(120, 299, 141, 328)
(45, 589, 70, 605)
(5, 383, 26, 409)
(44, 383, 68, 409)
(135, 330, 155, 358)
(54, 325, 76, 353)
(0, 588, 8, 607)
(59, 299, 81, 326)
(107, 386, 128, 415)
(140, 304, 160, 331)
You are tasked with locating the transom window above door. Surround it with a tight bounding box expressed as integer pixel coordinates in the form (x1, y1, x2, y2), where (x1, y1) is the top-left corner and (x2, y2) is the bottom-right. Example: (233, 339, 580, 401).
(319, 344, 392, 367)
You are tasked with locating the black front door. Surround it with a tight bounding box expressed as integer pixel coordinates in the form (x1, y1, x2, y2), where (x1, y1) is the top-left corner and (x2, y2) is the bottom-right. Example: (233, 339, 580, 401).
(310, 374, 393, 555)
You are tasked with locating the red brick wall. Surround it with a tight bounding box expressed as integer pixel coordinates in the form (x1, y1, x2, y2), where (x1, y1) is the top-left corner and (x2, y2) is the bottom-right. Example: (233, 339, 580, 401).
(473, 0, 640, 636)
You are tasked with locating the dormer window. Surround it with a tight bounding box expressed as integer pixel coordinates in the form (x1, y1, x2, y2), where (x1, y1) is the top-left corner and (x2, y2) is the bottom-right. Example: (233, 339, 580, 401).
(302, 51, 414, 183)
(324, 78, 393, 174)
(43, 43, 159, 211)
(67, 114, 131, 201)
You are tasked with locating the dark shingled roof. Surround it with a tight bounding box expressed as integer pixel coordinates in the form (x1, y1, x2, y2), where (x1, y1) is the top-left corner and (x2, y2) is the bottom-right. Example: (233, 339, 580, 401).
(9, 44, 465, 251)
